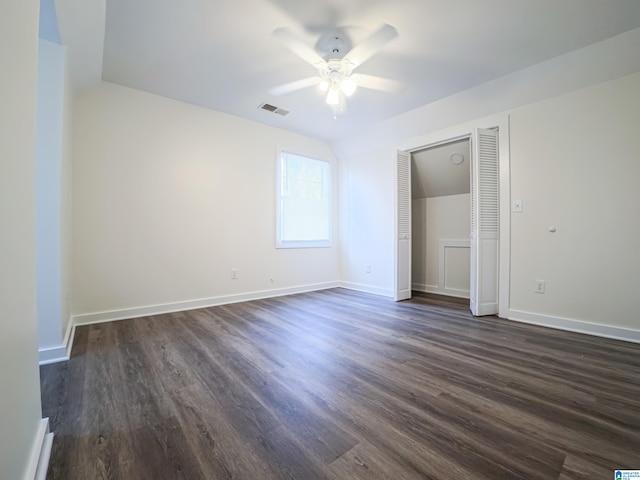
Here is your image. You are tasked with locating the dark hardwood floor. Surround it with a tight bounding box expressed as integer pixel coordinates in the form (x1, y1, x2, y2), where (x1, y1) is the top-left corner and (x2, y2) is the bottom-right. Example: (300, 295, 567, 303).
(40, 289, 640, 479)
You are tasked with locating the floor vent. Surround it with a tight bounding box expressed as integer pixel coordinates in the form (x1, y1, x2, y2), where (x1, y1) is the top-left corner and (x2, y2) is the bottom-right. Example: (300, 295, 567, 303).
(259, 103, 290, 116)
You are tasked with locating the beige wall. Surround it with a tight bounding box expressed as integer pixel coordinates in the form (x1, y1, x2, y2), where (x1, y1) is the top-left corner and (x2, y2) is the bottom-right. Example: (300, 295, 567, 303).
(72, 82, 339, 317)
(0, 0, 45, 477)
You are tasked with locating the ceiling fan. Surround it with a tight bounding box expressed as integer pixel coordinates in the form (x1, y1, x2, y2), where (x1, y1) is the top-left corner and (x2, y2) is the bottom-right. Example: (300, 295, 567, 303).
(269, 24, 404, 116)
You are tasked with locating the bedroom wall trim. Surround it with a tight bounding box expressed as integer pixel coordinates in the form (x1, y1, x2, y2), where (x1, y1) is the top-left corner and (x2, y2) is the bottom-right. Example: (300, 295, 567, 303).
(339, 282, 394, 298)
(507, 309, 640, 344)
(38, 317, 74, 365)
(412, 283, 470, 299)
(25, 418, 53, 480)
(72, 282, 340, 327)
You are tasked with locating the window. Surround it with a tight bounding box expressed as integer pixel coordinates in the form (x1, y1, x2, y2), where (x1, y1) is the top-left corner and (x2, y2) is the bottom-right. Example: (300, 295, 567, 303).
(276, 151, 331, 248)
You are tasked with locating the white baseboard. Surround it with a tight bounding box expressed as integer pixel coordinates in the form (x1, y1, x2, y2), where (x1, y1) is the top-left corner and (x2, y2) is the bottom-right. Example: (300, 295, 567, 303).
(39, 317, 75, 365)
(38, 345, 68, 365)
(72, 282, 341, 326)
(34, 432, 53, 480)
(24, 418, 52, 480)
(412, 283, 470, 299)
(339, 281, 393, 297)
(507, 309, 640, 344)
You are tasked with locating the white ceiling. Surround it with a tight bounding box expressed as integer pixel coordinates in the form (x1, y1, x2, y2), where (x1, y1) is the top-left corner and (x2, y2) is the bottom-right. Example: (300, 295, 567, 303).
(58, 0, 640, 144)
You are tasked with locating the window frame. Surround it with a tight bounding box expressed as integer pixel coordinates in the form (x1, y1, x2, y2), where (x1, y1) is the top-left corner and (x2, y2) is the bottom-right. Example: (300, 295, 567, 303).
(276, 149, 332, 249)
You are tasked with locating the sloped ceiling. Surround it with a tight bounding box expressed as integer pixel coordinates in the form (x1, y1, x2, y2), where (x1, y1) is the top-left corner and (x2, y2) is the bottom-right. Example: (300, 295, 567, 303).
(55, 0, 640, 143)
(412, 138, 470, 199)
(54, 0, 105, 89)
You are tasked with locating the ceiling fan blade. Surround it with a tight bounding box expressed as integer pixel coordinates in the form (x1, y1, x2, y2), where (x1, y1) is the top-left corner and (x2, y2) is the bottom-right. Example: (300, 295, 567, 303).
(355, 74, 405, 93)
(343, 24, 398, 68)
(273, 28, 327, 68)
(269, 77, 320, 96)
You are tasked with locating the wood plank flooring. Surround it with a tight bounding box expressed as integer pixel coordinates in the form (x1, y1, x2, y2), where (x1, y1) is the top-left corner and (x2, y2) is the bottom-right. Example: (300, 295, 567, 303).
(40, 289, 640, 479)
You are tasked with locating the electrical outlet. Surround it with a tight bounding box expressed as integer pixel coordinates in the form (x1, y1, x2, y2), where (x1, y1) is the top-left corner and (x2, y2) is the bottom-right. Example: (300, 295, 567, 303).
(231, 268, 238, 280)
(535, 280, 545, 294)
(365, 264, 372, 273)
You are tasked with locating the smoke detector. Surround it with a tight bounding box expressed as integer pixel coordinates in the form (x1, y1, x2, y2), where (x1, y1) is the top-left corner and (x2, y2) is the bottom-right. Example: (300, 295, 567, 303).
(449, 152, 465, 165)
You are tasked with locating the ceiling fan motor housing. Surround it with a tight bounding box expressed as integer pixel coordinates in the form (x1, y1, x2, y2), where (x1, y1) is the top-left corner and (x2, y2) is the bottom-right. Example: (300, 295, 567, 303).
(322, 33, 350, 59)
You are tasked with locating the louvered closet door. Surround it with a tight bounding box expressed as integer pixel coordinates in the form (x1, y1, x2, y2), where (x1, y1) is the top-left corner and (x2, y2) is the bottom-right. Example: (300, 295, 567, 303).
(470, 128, 499, 316)
(395, 150, 412, 301)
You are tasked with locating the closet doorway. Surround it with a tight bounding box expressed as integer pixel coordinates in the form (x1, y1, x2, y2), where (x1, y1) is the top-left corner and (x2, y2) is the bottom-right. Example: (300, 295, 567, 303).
(394, 122, 507, 317)
(411, 137, 471, 302)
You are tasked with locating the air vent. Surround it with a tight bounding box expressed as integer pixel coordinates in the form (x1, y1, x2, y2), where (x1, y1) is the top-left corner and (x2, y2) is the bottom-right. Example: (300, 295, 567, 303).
(258, 103, 290, 116)
(260, 103, 277, 112)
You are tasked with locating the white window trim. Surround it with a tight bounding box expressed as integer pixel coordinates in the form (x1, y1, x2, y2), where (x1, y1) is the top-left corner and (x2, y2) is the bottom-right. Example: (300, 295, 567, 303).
(276, 149, 332, 249)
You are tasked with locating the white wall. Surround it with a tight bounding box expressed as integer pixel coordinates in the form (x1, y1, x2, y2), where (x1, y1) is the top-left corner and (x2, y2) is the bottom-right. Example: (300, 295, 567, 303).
(72, 82, 339, 320)
(509, 73, 640, 330)
(61, 40, 73, 340)
(412, 194, 470, 298)
(338, 146, 396, 295)
(36, 39, 72, 362)
(338, 31, 640, 339)
(0, 0, 47, 478)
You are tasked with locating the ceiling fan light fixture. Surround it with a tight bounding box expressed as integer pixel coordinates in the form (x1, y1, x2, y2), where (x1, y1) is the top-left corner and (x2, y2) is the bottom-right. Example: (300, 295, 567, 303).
(340, 77, 357, 97)
(326, 88, 340, 105)
(271, 24, 400, 116)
